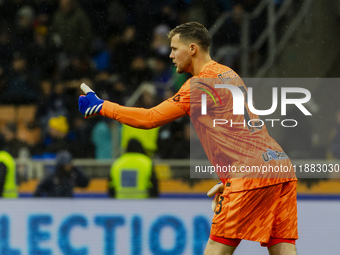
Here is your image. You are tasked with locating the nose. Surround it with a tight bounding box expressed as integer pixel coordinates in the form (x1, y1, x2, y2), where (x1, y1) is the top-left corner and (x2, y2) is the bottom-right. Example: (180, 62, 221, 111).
(169, 51, 174, 59)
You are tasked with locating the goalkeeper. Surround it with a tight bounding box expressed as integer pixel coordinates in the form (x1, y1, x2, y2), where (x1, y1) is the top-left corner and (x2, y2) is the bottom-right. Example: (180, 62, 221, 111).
(79, 22, 298, 255)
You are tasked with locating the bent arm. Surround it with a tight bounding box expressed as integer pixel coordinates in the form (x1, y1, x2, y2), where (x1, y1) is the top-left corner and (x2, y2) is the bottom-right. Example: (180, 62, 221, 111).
(100, 100, 187, 129)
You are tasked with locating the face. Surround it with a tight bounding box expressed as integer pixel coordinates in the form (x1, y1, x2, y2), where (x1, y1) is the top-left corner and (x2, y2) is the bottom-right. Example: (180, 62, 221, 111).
(169, 34, 192, 74)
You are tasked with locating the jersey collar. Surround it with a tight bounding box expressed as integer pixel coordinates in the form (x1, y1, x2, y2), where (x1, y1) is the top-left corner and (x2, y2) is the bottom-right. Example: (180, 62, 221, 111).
(199, 60, 216, 75)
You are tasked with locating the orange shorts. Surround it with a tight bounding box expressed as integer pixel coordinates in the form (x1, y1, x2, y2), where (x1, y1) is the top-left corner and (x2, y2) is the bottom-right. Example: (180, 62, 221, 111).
(210, 181, 298, 244)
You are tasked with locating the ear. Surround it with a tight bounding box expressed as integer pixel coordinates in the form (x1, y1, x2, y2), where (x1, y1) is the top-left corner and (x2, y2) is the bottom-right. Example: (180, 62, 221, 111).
(189, 43, 197, 56)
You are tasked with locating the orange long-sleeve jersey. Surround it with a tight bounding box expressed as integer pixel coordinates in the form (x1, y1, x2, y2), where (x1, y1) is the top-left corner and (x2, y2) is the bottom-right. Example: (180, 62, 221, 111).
(100, 100, 186, 129)
(100, 61, 296, 191)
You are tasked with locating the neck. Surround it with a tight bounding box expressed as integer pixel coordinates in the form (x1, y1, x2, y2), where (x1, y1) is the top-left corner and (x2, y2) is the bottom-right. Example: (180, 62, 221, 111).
(191, 53, 212, 76)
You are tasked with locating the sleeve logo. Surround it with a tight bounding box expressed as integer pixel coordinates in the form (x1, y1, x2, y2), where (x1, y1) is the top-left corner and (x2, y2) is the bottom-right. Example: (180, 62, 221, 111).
(173, 95, 181, 102)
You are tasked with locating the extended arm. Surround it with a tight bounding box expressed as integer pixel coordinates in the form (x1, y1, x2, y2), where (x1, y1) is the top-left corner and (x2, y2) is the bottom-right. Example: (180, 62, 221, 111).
(78, 83, 187, 129)
(100, 100, 187, 129)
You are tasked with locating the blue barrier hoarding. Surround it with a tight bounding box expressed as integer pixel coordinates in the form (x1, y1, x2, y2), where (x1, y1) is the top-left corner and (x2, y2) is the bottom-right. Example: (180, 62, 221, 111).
(0, 199, 339, 255)
(0, 199, 212, 255)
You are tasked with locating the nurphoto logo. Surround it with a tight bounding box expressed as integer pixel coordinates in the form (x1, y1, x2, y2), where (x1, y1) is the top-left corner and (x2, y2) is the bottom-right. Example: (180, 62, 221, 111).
(199, 83, 312, 129)
(201, 85, 311, 116)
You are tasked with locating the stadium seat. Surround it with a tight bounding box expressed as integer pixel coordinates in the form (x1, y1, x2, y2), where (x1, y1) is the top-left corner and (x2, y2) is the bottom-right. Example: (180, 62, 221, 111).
(17, 105, 37, 124)
(0, 105, 16, 128)
(16, 122, 41, 145)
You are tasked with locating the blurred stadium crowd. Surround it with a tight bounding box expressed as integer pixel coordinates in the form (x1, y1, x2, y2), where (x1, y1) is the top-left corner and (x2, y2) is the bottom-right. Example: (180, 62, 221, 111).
(0, 0, 274, 160)
(1, 0, 340, 198)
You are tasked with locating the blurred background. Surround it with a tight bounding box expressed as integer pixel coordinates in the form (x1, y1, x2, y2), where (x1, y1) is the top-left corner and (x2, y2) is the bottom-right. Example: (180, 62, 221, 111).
(0, 0, 340, 254)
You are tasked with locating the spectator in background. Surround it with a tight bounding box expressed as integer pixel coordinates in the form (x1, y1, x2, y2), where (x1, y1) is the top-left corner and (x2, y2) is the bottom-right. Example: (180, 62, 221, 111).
(151, 24, 171, 57)
(95, 77, 128, 106)
(0, 24, 13, 80)
(214, 3, 243, 46)
(107, 0, 128, 36)
(149, 54, 173, 97)
(34, 0, 58, 26)
(69, 116, 95, 158)
(129, 0, 164, 51)
(0, 137, 18, 198)
(0, 0, 25, 25)
(155, 3, 180, 29)
(79, 0, 109, 36)
(61, 55, 96, 81)
(108, 139, 158, 199)
(1, 51, 39, 104)
(111, 26, 139, 81)
(34, 81, 72, 135)
(91, 120, 112, 159)
(0, 122, 29, 158)
(34, 115, 71, 157)
(27, 24, 56, 81)
(134, 83, 159, 109)
(50, 0, 93, 69)
(92, 38, 111, 73)
(126, 55, 153, 92)
(157, 117, 190, 159)
(13, 5, 35, 53)
(34, 150, 89, 197)
(187, 0, 221, 28)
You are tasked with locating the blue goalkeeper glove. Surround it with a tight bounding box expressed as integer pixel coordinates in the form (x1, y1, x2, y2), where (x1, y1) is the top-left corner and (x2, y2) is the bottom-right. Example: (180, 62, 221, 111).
(78, 83, 104, 118)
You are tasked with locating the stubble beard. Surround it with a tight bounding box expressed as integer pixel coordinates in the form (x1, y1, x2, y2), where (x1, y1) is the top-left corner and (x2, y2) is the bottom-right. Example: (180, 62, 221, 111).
(177, 58, 192, 74)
